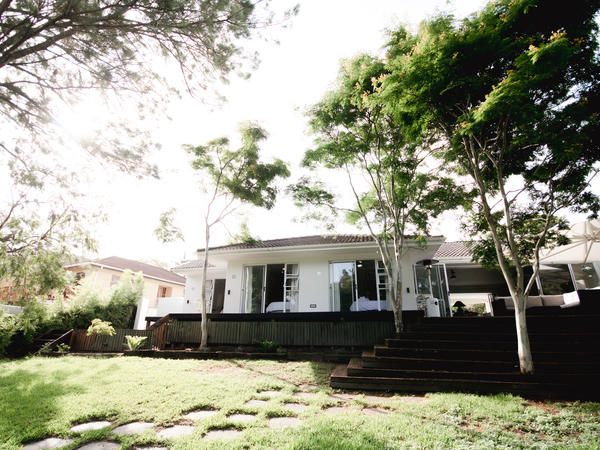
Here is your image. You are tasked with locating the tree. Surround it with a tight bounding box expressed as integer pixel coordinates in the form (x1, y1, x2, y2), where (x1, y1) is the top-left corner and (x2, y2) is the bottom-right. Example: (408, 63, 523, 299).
(186, 124, 289, 348)
(380, 0, 600, 373)
(0, 180, 95, 302)
(291, 55, 469, 333)
(0, 0, 296, 173)
(1, 0, 295, 294)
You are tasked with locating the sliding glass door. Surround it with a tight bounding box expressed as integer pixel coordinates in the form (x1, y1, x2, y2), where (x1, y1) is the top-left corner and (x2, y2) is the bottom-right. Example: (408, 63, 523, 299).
(330, 262, 356, 312)
(243, 265, 266, 313)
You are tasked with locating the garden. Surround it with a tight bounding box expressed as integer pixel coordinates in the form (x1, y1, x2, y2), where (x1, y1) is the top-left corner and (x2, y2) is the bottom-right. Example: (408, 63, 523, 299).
(1, 356, 599, 449)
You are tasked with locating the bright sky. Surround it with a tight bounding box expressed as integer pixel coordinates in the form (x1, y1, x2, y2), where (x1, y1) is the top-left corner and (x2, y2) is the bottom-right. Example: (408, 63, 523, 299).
(47, 0, 585, 267)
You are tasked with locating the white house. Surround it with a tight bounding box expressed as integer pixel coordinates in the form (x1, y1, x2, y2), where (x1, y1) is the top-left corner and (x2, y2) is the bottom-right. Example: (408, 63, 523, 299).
(172, 234, 445, 317)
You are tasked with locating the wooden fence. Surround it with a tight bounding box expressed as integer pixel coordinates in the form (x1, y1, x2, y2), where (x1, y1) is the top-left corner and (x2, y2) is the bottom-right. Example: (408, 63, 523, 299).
(70, 329, 154, 352)
(167, 318, 396, 347)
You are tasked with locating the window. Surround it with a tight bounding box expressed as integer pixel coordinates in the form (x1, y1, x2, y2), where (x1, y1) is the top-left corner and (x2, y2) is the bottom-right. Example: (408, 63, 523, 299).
(571, 262, 600, 290)
(110, 274, 120, 287)
(538, 264, 574, 295)
(157, 286, 172, 298)
(284, 264, 299, 313)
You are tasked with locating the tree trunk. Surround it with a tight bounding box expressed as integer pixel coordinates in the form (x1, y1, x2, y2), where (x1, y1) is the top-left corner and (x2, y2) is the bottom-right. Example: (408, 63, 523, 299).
(199, 224, 210, 349)
(513, 294, 534, 374)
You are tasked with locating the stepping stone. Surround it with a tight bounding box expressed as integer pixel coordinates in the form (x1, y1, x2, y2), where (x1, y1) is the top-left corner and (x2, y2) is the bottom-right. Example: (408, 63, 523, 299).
(183, 410, 218, 421)
(77, 442, 119, 450)
(324, 406, 353, 415)
(284, 403, 309, 413)
(133, 448, 168, 450)
(363, 394, 392, 404)
(294, 392, 318, 400)
(23, 438, 74, 450)
(134, 448, 168, 450)
(203, 429, 242, 441)
(268, 417, 302, 429)
(228, 413, 256, 423)
(245, 399, 269, 407)
(397, 395, 428, 404)
(330, 393, 358, 401)
(157, 425, 195, 439)
(362, 407, 388, 416)
(70, 421, 112, 432)
(112, 422, 155, 435)
(259, 390, 282, 398)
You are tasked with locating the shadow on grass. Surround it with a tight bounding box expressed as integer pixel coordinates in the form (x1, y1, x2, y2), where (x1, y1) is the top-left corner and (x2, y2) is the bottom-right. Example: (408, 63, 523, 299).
(0, 368, 83, 446)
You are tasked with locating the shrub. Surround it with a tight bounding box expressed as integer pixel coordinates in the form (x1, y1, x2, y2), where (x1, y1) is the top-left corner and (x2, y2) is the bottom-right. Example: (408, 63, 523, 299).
(86, 319, 116, 336)
(0, 312, 18, 356)
(124, 335, 147, 351)
(257, 339, 279, 353)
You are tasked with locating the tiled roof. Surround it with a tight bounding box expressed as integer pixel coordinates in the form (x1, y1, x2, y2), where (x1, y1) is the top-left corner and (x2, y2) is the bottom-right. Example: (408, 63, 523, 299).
(172, 260, 213, 271)
(67, 256, 185, 284)
(199, 234, 443, 253)
(434, 241, 473, 259)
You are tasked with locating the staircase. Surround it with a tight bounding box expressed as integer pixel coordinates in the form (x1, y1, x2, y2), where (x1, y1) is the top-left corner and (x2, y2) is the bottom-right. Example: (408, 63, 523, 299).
(331, 315, 600, 400)
(32, 329, 72, 353)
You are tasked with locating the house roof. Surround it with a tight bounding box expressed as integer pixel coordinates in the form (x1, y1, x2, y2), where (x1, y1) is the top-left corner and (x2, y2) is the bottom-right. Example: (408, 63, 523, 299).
(172, 260, 214, 271)
(198, 234, 444, 253)
(434, 241, 473, 259)
(65, 256, 185, 285)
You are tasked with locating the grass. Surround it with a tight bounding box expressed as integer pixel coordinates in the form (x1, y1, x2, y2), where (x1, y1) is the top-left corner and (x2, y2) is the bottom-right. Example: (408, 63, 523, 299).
(0, 356, 598, 449)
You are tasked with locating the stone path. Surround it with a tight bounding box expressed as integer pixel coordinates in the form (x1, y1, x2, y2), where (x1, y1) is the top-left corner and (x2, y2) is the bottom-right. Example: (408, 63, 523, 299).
(324, 406, 354, 415)
(183, 409, 218, 421)
(203, 429, 242, 441)
(268, 417, 302, 429)
(77, 442, 119, 450)
(294, 392, 318, 400)
(157, 425, 195, 439)
(112, 422, 155, 435)
(397, 395, 429, 404)
(23, 438, 74, 450)
(70, 421, 112, 433)
(258, 390, 282, 398)
(228, 413, 256, 423)
(245, 399, 269, 407)
(362, 407, 389, 415)
(284, 403, 309, 413)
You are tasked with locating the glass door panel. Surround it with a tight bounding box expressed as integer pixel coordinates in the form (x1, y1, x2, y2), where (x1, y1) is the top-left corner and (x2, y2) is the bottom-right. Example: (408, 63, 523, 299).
(330, 262, 356, 312)
(243, 265, 265, 313)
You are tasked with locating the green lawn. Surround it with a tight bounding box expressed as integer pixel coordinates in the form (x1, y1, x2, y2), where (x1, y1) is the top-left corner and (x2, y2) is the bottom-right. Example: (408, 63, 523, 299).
(1, 356, 599, 449)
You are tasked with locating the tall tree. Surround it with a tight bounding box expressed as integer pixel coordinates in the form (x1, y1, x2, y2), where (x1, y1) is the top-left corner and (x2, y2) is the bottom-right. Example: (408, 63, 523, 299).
(186, 124, 289, 348)
(0, 0, 296, 172)
(291, 55, 468, 333)
(380, 0, 600, 373)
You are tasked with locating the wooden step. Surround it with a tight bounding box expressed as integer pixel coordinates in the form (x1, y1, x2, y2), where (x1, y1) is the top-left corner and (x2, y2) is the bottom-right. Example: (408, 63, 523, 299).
(330, 365, 597, 400)
(373, 345, 600, 362)
(346, 358, 597, 383)
(384, 337, 598, 352)
(361, 351, 600, 373)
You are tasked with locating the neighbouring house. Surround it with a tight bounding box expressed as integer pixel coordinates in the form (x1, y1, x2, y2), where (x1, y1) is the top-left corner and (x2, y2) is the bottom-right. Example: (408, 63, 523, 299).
(65, 256, 185, 316)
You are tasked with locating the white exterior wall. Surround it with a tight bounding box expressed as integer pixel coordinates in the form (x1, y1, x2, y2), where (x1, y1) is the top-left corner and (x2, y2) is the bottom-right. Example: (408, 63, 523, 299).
(219, 243, 440, 313)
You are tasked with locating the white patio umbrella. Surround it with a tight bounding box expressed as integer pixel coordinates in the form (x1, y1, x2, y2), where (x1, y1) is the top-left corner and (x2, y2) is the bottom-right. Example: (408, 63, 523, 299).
(539, 220, 600, 264)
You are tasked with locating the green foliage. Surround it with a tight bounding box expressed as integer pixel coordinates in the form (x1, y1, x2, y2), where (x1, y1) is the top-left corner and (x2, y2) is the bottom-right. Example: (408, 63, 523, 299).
(55, 343, 70, 354)
(154, 208, 184, 243)
(52, 270, 143, 330)
(257, 339, 279, 353)
(187, 124, 291, 210)
(229, 222, 261, 245)
(86, 319, 115, 337)
(0, 313, 17, 356)
(124, 335, 147, 351)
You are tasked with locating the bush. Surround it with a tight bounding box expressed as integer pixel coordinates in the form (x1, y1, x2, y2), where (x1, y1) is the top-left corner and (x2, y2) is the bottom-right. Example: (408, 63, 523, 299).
(86, 319, 116, 336)
(124, 335, 147, 351)
(0, 312, 18, 356)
